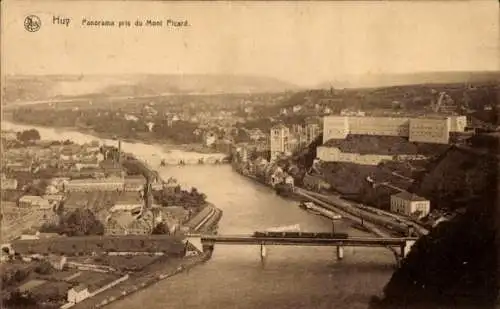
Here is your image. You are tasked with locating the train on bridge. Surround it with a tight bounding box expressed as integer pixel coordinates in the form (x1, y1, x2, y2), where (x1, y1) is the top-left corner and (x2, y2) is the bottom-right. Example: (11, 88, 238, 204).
(253, 231, 349, 239)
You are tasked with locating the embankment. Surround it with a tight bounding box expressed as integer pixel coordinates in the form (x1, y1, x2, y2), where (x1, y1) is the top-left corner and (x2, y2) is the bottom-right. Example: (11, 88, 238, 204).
(184, 203, 223, 234)
(232, 161, 407, 237)
(295, 189, 393, 238)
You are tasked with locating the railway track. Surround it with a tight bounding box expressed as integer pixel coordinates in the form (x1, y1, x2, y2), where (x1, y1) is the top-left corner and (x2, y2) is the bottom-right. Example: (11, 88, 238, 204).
(296, 188, 428, 237)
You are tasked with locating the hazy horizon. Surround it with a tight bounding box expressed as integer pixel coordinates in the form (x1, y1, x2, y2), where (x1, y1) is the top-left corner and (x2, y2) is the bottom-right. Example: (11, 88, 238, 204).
(2, 1, 499, 87)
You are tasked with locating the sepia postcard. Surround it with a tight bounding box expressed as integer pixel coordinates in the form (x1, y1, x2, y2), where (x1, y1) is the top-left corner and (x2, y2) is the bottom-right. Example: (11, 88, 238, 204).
(0, 1, 499, 309)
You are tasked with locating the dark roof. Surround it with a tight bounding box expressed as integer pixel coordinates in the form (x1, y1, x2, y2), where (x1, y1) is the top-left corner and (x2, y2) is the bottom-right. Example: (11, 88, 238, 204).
(323, 135, 450, 156)
(72, 283, 88, 292)
(393, 191, 428, 202)
(11, 235, 186, 256)
(115, 191, 143, 204)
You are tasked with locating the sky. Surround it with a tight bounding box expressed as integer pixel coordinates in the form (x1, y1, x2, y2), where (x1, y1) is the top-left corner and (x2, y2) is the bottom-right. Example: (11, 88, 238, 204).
(2, 0, 499, 87)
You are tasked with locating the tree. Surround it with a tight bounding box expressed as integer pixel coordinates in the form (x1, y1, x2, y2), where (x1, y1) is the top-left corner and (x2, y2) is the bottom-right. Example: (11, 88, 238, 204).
(60, 209, 105, 236)
(34, 261, 53, 275)
(152, 222, 170, 235)
(4, 291, 37, 308)
(17, 129, 41, 142)
(39, 223, 62, 234)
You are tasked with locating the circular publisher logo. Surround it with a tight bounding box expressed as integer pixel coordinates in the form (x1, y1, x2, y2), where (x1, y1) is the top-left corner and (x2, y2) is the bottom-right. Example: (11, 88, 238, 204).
(24, 15, 41, 32)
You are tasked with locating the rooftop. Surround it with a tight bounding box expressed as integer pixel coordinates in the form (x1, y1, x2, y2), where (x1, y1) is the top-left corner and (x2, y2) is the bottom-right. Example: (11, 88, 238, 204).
(71, 283, 88, 293)
(67, 177, 124, 184)
(115, 191, 144, 204)
(271, 124, 288, 130)
(393, 191, 428, 202)
(323, 135, 450, 156)
(19, 195, 47, 202)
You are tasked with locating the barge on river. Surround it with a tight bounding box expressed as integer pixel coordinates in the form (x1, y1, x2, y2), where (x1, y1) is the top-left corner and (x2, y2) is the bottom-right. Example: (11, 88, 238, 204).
(299, 201, 342, 220)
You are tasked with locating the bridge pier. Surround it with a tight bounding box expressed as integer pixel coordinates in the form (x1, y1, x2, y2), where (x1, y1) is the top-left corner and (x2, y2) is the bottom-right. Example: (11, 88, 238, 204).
(336, 245, 344, 260)
(202, 244, 214, 257)
(394, 240, 416, 268)
(401, 240, 416, 258)
(260, 244, 267, 264)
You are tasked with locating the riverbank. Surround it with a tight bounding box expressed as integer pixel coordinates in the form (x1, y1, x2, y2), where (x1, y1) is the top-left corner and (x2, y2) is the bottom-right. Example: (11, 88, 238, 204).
(184, 203, 223, 233)
(232, 166, 392, 237)
(3, 119, 225, 155)
(3, 121, 400, 309)
(66, 200, 221, 309)
(70, 250, 211, 309)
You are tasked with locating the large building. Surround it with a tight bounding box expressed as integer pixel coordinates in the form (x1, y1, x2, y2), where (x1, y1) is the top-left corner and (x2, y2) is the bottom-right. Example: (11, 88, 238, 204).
(269, 122, 322, 162)
(322, 115, 467, 145)
(408, 118, 450, 144)
(270, 124, 290, 162)
(63, 177, 125, 192)
(305, 122, 321, 144)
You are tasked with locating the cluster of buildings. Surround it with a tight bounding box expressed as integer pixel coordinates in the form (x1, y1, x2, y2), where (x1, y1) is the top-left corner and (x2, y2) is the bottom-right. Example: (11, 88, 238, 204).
(240, 112, 467, 220)
(316, 115, 468, 166)
(269, 119, 322, 162)
(1, 132, 163, 242)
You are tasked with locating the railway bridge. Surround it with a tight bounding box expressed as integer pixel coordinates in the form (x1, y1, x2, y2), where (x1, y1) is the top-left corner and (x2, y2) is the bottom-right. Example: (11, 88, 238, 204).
(186, 233, 418, 267)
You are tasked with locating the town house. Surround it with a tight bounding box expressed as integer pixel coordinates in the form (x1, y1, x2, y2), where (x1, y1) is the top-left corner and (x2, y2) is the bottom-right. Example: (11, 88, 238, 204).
(390, 191, 431, 219)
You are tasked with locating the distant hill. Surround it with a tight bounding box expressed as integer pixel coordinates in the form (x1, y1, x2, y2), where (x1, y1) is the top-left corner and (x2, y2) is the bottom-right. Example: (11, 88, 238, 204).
(317, 71, 500, 89)
(2, 74, 300, 103)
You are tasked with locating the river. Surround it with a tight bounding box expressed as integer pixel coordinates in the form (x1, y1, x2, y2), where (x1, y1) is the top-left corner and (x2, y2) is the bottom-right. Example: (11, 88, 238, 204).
(2, 122, 395, 309)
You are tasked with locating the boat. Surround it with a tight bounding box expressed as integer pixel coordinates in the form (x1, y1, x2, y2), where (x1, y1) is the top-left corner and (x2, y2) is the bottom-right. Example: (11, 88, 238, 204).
(299, 201, 322, 215)
(299, 201, 342, 220)
(299, 201, 315, 210)
(160, 159, 167, 166)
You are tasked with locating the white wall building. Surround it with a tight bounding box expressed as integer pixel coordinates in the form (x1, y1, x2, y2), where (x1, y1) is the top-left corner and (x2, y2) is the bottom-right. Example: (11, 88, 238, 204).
(323, 116, 349, 142)
(350, 116, 410, 137)
(204, 132, 217, 147)
(448, 115, 467, 132)
(322, 115, 465, 145)
(67, 284, 90, 304)
(408, 118, 450, 144)
(390, 191, 430, 219)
